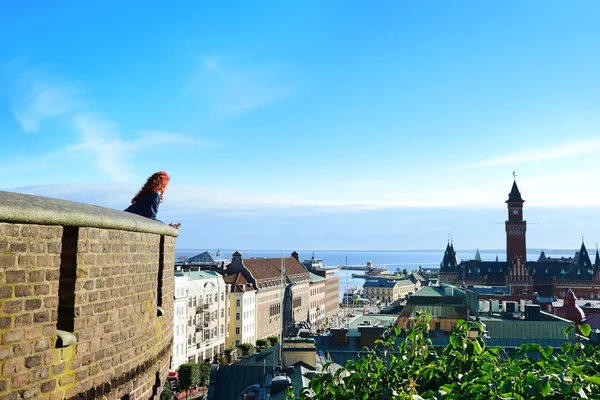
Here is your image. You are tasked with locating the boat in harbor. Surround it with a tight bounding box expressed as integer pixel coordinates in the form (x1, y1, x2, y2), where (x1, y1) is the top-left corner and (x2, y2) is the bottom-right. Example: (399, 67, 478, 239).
(351, 261, 388, 278)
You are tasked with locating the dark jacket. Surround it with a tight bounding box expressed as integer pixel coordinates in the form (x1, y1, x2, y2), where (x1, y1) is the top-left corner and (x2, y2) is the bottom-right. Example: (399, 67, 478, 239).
(124, 192, 162, 222)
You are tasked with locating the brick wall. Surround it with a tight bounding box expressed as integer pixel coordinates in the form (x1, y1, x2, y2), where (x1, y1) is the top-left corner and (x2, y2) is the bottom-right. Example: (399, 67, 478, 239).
(0, 191, 177, 400)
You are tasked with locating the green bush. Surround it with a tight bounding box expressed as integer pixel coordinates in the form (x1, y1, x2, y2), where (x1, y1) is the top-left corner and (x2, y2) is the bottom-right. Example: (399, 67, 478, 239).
(290, 312, 600, 399)
(256, 338, 268, 347)
(237, 342, 256, 356)
(266, 336, 279, 346)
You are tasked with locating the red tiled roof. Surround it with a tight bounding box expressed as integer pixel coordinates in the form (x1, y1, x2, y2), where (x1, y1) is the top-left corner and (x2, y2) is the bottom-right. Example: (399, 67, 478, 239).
(243, 257, 308, 281)
(223, 272, 253, 293)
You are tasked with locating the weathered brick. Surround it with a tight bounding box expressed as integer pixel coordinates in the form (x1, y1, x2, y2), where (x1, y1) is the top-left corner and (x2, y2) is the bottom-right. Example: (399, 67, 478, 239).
(44, 297, 59, 308)
(33, 311, 49, 323)
(20, 225, 40, 238)
(34, 367, 49, 380)
(14, 313, 32, 326)
(23, 325, 43, 340)
(4, 300, 23, 314)
(0, 379, 6, 391)
(25, 355, 41, 368)
(37, 255, 53, 268)
(17, 255, 36, 268)
(2, 360, 17, 376)
(47, 241, 62, 254)
(21, 387, 37, 400)
(12, 373, 29, 389)
(34, 284, 49, 295)
(53, 362, 66, 375)
(35, 339, 49, 352)
(24, 299, 42, 311)
(10, 242, 28, 252)
(28, 270, 45, 282)
(13, 343, 32, 357)
(0, 348, 10, 360)
(41, 379, 56, 393)
(39, 226, 61, 239)
(45, 269, 60, 281)
(2, 328, 23, 344)
(15, 285, 33, 297)
(0, 286, 13, 298)
(0, 255, 17, 268)
(6, 270, 26, 283)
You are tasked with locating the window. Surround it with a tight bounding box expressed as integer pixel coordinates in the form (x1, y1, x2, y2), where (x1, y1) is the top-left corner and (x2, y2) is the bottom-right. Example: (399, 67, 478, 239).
(235, 340, 240, 346)
(221, 309, 224, 318)
(236, 327, 240, 334)
(236, 313, 240, 320)
(435, 322, 441, 330)
(236, 299, 240, 307)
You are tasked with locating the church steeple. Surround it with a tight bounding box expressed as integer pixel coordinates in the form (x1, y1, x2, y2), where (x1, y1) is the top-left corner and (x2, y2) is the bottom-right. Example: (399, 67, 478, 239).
(474, 249, 482, 261)
(506, 179, 525, 203)
(441, 241, 458, 269)
(595, 244, 600, 269)
(577, 240, 592, 269)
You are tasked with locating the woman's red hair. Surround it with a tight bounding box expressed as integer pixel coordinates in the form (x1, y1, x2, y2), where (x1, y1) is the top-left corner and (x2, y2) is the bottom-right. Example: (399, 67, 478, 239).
(131, 171, 170, 204)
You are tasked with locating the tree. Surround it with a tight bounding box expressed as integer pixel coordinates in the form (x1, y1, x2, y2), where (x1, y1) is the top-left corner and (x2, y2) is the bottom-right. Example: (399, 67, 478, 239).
(160, 384, 175, 400)
(195, 362, 210, 387)
(178, 363, 200, 399)
(290, 312, 599, 399)
(402, 268, 408, 276)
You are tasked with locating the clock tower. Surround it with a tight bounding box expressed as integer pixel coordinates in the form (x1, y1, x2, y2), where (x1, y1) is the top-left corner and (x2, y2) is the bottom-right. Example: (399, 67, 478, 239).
(505, 179, 527, 264)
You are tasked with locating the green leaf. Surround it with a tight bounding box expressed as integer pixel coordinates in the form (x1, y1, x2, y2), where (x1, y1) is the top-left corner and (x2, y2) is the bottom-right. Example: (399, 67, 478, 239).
(580, 323, 592, 337)
(585, 375, 600, 385)
(542, 346, 553, 359)
(565, 324, 575, 338)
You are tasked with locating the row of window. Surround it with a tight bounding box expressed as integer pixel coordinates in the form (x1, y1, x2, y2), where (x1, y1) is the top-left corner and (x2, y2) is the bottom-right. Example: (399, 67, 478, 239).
(236, 297, 255, 307)
(234, 323, 255, 335)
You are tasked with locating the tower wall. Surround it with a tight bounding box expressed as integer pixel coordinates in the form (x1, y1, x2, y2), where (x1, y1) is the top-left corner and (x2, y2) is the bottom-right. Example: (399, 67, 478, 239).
(0, 191, 177, 399)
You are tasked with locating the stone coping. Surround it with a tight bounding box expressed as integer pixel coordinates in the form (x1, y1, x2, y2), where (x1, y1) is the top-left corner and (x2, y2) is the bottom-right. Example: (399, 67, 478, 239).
(0, 190, 179, 237)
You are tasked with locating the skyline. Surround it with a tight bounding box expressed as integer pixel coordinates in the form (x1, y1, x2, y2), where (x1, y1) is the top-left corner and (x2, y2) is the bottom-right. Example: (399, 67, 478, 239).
(2, 2, 600, 249)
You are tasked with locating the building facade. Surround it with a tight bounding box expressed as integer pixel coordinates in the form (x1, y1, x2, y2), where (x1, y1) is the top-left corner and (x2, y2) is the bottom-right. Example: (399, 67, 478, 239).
(439, 179, 600, 299)
(224, 272, 257, 347)
(222, 251, 311, 340)
(308, 272, 327, 332)
(302, 255, 340, 326)
(185, 271, 229, 362)
(172, 269, 189, 371)
(363, 279, 419, 304)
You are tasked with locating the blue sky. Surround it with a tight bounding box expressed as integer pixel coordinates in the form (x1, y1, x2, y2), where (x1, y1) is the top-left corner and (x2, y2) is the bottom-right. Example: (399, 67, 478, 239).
(2, 1, 600, 250)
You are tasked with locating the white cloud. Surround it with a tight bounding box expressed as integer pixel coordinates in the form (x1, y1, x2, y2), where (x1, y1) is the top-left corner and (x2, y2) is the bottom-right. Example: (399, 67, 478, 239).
(4, 62, 216, 182)
(191, 55, 294, 118)
(458, 138, 600, 168)
(7, 66, 87, 132)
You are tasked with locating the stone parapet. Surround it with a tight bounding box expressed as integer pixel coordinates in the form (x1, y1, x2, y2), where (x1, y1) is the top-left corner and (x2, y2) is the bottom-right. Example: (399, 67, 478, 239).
(0, 191, 177, 399)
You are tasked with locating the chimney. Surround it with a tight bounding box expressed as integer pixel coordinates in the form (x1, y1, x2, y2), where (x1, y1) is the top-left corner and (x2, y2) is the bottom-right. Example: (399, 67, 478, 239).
(358, 326, 385, 347)
(330, 328, 348, 346)
(281, 338, 317, 369)
(291, 251, 299, 261)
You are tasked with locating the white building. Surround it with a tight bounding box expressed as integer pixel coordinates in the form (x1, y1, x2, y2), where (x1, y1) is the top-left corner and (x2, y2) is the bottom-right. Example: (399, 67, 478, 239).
(185, 271, 229, 362)
(224, 273, 257, 347)
(171, 269, 188, 371)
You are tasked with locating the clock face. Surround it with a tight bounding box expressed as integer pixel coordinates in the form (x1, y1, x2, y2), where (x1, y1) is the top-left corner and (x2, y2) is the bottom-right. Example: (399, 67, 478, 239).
(512, 210, 519, 215)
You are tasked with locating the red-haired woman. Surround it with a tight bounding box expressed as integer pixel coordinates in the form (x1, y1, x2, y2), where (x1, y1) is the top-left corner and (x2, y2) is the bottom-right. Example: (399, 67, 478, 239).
(125, 171, 180, 229)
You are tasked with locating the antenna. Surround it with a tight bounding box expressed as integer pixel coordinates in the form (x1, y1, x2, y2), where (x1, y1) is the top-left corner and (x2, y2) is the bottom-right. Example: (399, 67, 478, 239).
(345, 255, 349, 328)
(279, 252, 284, 366)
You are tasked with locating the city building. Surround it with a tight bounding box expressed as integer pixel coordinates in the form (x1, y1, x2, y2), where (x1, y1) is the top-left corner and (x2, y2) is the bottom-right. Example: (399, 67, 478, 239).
(362, 279, 419, 304)
(222, 251, 311, 339)
(395, 285, 478, 333)
(308, 272, 327, 332)
(439, 179, 600, 298)
(302, 254, 340, 325)
(223, 272, 257, 347)
(185, 270, 230, 362)
(172, 269, 189, 371)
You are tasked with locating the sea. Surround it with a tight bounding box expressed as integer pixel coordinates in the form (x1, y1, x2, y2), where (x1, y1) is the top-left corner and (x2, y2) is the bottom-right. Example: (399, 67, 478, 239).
(174, 249, 577, 302)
